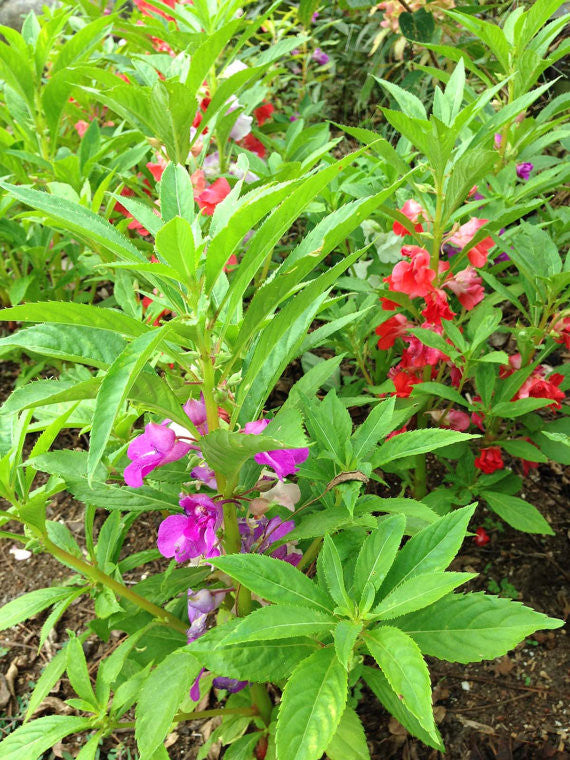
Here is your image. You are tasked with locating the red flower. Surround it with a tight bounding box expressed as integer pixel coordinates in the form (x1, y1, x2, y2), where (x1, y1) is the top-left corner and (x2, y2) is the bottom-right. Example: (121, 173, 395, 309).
(387, 246, 435, 299)
(380, 296, 400, 310)
(254, 102, 274, 126)
(516, 372, 565, 410)
(444, 266, 485, 310)
(474, 527, 490, 546)
(146, 158, 167, 182)
(375, 313, 410, 350)
(400, 322, 448, 368)
(386, 424, 408, 440)
(393, 199, 425, 237)
(421, 289, 455, 324)
(239, 133, 266, 158)
(449, 218, 494, 268)
(474, 447, 504, 474)
(388, 368, 422, 398)
(197, 178, 231, 216)
(552, 315, 570, 349)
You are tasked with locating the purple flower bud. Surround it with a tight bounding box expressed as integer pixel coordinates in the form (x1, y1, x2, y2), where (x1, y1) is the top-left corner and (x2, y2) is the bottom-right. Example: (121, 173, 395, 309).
(516, 162, 533, 181)
(313, 48, 329, 66)
(183, 394, 208, 436)
(186, 588, 223, 643)
(157, 494, 223, 562)
(190, 668, 205, 701)
(494, 133, 502, 149)
(212, 677, 248, 693)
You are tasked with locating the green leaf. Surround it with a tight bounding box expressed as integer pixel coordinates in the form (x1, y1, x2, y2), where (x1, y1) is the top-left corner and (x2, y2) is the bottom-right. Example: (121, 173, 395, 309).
(359, 496, 439, 531)
(379, 505, 476, 595)
(351, 514, 405, 601)
(333, 621, 363, 671)
(491, 398, 553, 417)
(135, 649, 201, 758)
(0, 715, 93, 760)
(481, 491, 554, 535)
(373, 571, 475, 620)
(159, 163, 195, 223)
(373, 430, 478, 467)
(222, 605, 335, 645)
(0, 587, 72, 632)
(373, 77, 427, 120)
(67, 635, 98, 708)
(326, 706, 370, 760)
(0, 302, 148, 338)
(351, 397, 396, 461)
(211, 554, 332, 613)
(411, 382, 467, 407)
(395, 592, 563, 663)
(363, 666, 443, 751)
(365, 626, 435, 737)
(25, 642, 70, 720)
(276, 648, 348, 760)
(399, 8, 435, 43)
(199, 429, 295, 484)
(2, 377, 101, 416)
(155, 216, 196, 279)
(186, 620, 318, 681)
(321, 534, 352, 609)
(88, 327, 169, 478)
(500, 439, 547, 463)
(0, 324, 126, 369)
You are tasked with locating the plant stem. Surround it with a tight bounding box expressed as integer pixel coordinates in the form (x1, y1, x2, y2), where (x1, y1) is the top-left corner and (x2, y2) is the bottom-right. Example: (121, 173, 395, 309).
(297, 537, 322, 571)
(174, 706, 258, 723)
(42, 537, 188, 636)
(250, 683, 273, 725)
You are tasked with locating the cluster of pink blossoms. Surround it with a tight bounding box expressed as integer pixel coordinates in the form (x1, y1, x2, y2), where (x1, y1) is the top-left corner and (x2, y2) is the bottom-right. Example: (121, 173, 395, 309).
(375, 199, 567, 476)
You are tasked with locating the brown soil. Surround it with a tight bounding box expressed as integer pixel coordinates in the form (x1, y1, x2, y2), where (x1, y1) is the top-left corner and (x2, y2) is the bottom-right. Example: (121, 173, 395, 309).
(0, 358, 568, 760)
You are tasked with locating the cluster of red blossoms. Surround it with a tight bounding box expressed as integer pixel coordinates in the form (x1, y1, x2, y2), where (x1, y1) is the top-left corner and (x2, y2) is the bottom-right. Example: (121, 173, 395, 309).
(375, 199, 567, 477)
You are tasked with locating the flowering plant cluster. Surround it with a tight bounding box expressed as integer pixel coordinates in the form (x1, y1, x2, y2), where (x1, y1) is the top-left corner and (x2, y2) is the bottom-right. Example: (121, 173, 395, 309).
(0, 2, 567, 760)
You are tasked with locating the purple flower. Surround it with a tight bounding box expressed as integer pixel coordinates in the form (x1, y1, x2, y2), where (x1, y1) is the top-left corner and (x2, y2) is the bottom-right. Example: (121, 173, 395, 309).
(124, 423, 190, 488)
(157, 494, 223, 562)
(239, 516, 301, 565)
(186, 588, 223, 642)
(190, 669, 205, 701)
(191, 465, 217, 490)
(183, 395, 208, 436)
(516, 162, 534, 181)
(311, 11, 319, 22)
(494, 133, 502, 149)
(243, 419, 309, 480)
(212, 677, 248, 692)
(313, 48, 329, 65)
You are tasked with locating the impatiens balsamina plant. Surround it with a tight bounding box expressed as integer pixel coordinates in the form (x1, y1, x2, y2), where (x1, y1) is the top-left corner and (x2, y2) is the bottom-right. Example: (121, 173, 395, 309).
(0, 1, 566, 759)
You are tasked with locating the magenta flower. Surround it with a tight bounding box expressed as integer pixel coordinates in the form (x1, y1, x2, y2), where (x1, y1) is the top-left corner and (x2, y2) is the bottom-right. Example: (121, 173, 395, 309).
(124, 423, 190, 488)
(239, 516, 302, 566)
(516, 162, 533, 181)
(494, 133, 502, 149)
(190, 669, 247, 701)
(243, 419, 309, 480)
(191, 465, 217, 490)
(313, 48, 329, 65)
(182, 394, 208, 435)
(157, 494, 223, 562)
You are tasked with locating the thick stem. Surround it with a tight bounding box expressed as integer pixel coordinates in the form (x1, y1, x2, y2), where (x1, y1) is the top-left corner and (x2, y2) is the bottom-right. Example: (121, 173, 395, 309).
(297, 537, 322, 572)
(42, 537, 188, 636)
(250, 683, 273, 725)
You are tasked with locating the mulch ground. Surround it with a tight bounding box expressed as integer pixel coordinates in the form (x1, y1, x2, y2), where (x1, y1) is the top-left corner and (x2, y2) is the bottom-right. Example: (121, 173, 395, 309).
(0, 358, 568, 760)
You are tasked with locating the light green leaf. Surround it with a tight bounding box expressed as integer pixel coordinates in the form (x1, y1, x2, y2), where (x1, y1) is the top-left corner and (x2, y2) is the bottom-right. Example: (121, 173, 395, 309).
(199, 429, 295, 483)
(321, 534, 352, 609)
(481, 491, 554, 535)
(351, 397, 396, 461)
(0, 716, 93, 760)
(211, 554, 332, 613)
(67, 635, 98, 708)
(159, 163, 195, 223)
(326, 706, 370, 760)
(365, 626, 435, 737)
(373, 429, 479, 467)
(276, 648, 347, 760)
(395, 592, 563, 662)
(373, 571, 475, 620)
(155, 216, 196, 279)
(222, 605, 335, 645)
(0, 587, 73, 632)
(333, 621, 363, 671)
(351, 514, 405, 601)
(500, 439, 547, 463)
(135, 649, 201, 758)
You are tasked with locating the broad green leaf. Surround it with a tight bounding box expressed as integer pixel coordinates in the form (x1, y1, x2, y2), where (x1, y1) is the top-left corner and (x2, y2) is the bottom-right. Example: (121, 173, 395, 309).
(67, 635, 98, 708)
(1, 377, 101, 416)
(0, 302, 148, 337)
(135, 649, 201, 758)
(186, 620, 318, 681)
(333, 621, 362, 671)
(373, 571, 475, 620)
(358, 496, 439, 531)
(373, 76, 427, 119)
(0, 587, 73, 632)
(490, 398, 553, 417)
(351, 514, 405, 600)
(411, 382, 467, 407)
(222, 605, 335, 644)
(325, 706, 370, 760)
(276, 648, 347, 760)
(395, 592, 563, 662)
(0, 324, 126, 369)
(155, 216, 196, 278)
(500, 439, 547, 463)
(88, 327, 169, 478)
(75, 733, 104, 760)
(373, 430, 478, 467)
(0, 716, 93, 760)
(363, 666, 443, 751)
(365, 626, 435, 737)
(211, 554, 332, 613)
(379, 504, 476, 595)
(481, 491, 554, 534)
(159, 163, 195, 223)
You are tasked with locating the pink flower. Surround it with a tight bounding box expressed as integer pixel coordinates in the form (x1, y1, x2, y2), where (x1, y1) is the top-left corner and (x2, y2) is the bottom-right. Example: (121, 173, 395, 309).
(421, 290, 456, 324)
(243, 419, 309, 479)
(516, 162, 533, 181)
(449, 218, 494, 268)
(429, 408, 470, 431)
(197, 178, 231, 215)
(386, 246, 436, 298)
(393, 199, 425, 236)
(157, 494, 223, 562)
(444, 267, 485, 310)
(375, 313, 410, 350)
(74, 120, 89, 138)
(124, 423, 190, 488)
(552, 316, 570, 349)
(400, 322, 448, 368)
(516, 371, 565, 410)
